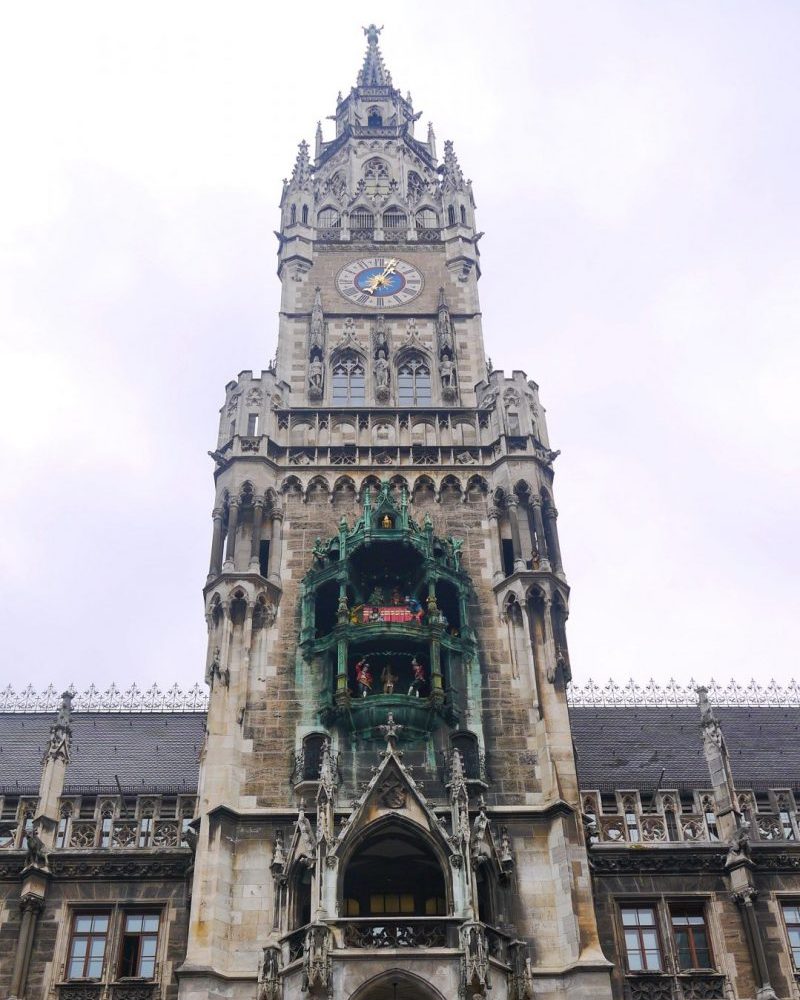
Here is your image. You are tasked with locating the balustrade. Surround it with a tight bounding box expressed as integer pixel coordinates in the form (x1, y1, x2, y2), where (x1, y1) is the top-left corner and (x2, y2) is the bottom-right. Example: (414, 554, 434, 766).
(625, 973, 726, 999)
(340, 917, 454, 949)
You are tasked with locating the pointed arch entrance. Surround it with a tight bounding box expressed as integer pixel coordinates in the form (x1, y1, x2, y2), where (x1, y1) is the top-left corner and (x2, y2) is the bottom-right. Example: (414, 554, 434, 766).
(350, 970, 447, 1000)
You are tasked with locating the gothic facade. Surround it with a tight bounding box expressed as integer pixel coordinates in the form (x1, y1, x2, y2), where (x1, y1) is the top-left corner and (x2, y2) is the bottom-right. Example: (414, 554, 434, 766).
(1, 25, 799, 1000)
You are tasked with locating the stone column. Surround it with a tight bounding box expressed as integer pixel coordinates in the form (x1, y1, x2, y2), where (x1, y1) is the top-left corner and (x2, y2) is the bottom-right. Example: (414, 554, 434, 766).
(734, 888, 778, 1000)
(268, 511, 284, 585)
(249, 499, 265, 573)
(9, 893, 44, 1000)
(530, 496, 551, 570)
(506, 497, 526, 573)
(208, 507, 225, 579)
(487, 505, 505, 584)
(543, 504, 564, 575)
(223, 498, 240, 570)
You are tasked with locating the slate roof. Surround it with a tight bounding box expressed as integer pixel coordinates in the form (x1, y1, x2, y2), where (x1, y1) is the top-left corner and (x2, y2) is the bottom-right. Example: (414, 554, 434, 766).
(1, 706, 797, 797)
(0, 712, 206, 794)
(570, 706, 800, 792)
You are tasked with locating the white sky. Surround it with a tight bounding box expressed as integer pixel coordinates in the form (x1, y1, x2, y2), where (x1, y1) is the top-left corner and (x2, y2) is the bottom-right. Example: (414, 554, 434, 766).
(1, 1, 798, 694)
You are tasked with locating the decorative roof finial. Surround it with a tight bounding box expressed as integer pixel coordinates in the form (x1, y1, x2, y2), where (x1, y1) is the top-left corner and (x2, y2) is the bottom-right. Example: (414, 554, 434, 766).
(357, 25, 393, 88)
(45, 690, 73, 763)
(378, 712, 403, 750)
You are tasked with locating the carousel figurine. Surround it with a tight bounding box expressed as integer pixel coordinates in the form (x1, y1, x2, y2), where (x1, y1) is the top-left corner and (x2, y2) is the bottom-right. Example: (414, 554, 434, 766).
(390, 587, 403, 606)
(405, 594, 423, 621)
(381, 663, 398, 694)
(408, 657, 426, 698)
(355, 659, 373, 698)
(367, 585, 385, 606)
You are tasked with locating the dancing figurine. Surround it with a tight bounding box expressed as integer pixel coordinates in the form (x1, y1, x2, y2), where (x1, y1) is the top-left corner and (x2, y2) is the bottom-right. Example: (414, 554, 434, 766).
(381, 664, 398, 694)
(408, 657, 426, 698)
(355, 659, 373, 698)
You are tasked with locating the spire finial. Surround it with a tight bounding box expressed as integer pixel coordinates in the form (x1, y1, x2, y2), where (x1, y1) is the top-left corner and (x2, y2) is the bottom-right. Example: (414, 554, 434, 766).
(357, 25, 393, 88)
(378, 712, 403, 750)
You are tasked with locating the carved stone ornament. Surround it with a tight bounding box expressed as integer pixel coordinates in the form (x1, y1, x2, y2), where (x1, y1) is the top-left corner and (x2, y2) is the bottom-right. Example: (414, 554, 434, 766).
(259, 945, 282, 1000)
(301, 923, 332, 997)
(377, 774, 407, 810)
(461, 922, 491, 998)
(227, 392, 241, 415)
(240, 437, 260, 452)
(373, 451, 394, 465)
(455, 450, 478, 465)
(289, 450, 314, 466)
(246, 387, 263, 406)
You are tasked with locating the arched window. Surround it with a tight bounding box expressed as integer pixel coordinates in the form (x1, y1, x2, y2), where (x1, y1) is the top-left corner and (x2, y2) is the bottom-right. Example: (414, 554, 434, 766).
(382, 207, 407, 230)
(407, 171, 425, 202)
(398, 356, 431, 406)
(350, 207, 375, 232)
(290, 204, 297, 224)
(451, 732, 481, 780)
(332, 354, 366, 404)
(301, 205, 309, 224)
(342, 823, 447, 920)
(460, 205, 467, 225)
(318, 206, 340, 229)
(367, 106, 383, 127)
(301, 733, 328, 781)
(415, 207, 438, 229)
(363, 158, 391, 196)
(447, 205, 456, 227)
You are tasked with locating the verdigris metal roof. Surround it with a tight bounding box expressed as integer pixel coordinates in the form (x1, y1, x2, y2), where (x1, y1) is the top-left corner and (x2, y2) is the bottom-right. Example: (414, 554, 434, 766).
(570, 706, 800, 791)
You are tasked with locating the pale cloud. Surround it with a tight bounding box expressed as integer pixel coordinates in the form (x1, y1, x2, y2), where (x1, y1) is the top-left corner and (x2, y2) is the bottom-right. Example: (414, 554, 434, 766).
(0, 1, 798, 692)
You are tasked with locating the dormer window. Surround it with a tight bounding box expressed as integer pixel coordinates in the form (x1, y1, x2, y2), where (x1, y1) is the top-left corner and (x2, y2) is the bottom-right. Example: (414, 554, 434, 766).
(367, 106, 383, 127)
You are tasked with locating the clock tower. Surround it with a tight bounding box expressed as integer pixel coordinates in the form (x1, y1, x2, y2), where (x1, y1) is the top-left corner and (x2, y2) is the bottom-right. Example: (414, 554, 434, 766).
(183, 25, 612, 1000)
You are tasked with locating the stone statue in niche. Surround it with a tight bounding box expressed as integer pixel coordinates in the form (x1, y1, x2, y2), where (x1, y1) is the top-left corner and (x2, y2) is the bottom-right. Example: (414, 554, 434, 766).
(374, 349, 390, 402)
(440, 356, 455, 388)
(308, 358, 324, 399)
(372, 314, 389, 357)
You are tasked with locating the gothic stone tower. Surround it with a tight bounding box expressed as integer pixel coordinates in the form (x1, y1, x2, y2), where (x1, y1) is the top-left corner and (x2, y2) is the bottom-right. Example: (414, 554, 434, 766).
(182, 26, 612, 1000)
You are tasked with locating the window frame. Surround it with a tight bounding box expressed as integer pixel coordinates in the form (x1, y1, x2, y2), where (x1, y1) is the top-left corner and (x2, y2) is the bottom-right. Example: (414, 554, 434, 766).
(669, 902, 715, 971)
(781, 899, 800, 970)
(117, 911, 161, 980)
(618, 903, 664, 973)
(397, 356, 432, 407)
(66, 910, 112, 981)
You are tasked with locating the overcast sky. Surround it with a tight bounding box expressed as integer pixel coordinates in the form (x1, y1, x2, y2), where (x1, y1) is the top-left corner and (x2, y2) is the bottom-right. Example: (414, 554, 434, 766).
(1, 1, 798, 696)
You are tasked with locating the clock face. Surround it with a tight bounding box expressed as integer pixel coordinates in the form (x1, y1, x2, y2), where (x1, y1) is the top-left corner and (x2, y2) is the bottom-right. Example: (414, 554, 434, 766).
(335, 256, 423, 308)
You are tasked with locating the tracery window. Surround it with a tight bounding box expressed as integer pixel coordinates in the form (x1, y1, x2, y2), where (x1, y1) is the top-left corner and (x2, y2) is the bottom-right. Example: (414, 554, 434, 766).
(318, 206, 340, 229)
(367, 106, 383, 127)
(382, 207, 407, 229)
(397, 356, 431, 406)
(350, 207, 375, 231)
(415, 207, 438, 229)
(407, 171, 425, 203)
(332, 355, 366, 404)
(363, 157, 391, 195)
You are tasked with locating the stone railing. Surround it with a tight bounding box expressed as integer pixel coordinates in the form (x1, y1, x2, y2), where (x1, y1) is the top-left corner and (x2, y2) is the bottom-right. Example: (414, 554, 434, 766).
(67, 819, 182, 850)
(625, 972, 726, 999)
(340, 917, 455, 949)
(592, 811, 798, 847)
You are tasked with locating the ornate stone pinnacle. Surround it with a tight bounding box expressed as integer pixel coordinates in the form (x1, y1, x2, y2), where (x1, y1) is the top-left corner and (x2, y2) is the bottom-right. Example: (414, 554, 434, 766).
(377, 712, 403, 749)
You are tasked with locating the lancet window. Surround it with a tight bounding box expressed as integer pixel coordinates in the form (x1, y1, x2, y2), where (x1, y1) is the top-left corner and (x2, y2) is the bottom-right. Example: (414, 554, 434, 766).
(415, 207, 438, 229)
(332, 353, 366, 404)
(318, 206, 340, 229)
(397, 355, 431, 406)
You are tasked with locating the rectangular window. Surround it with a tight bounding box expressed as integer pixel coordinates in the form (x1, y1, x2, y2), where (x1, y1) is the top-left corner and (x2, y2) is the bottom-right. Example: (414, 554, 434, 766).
(118, 913, 160, 979)
(670, 905, 713, 970)
(68, 912, 110, 979)
(783, 903, 800, 968)
(369, 893, 415, 915)
(621, 906, 662, 972)
(247, 413, 259, 436)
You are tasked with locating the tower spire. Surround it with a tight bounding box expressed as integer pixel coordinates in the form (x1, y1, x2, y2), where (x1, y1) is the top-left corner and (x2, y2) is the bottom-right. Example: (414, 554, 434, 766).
(357, 24, 393, 88)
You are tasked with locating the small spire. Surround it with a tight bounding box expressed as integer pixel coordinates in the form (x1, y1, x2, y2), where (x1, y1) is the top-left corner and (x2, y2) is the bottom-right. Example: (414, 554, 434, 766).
(45, 690, 73, 763)
(315, 121, 323, 159)
(290, 140, 312, 187)
(442, 139, 465, 192)
(357, 24, 393, 87)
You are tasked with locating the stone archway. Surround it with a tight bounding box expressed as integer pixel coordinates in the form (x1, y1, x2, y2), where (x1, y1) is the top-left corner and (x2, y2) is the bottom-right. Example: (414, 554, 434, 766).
(350, 970, 447, 1000)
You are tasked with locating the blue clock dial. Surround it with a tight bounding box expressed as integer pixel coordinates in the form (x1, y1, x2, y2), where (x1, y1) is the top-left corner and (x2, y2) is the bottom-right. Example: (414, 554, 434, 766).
(355, 266, 406, 297)
(335, 256, 424, 308)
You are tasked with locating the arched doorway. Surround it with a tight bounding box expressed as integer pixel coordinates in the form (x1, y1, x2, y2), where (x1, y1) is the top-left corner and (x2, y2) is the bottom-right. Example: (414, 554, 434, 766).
(350, 970, 447, 1000)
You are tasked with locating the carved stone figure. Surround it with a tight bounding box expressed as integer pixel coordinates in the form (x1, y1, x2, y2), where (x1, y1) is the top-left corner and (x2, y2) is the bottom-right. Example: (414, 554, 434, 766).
(381, 664, 398, 693)
(440, 356, 455, 388)
(308, 358, 324, 398)
(25, 825, 48, 868)
(295, 808, 316, 865)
